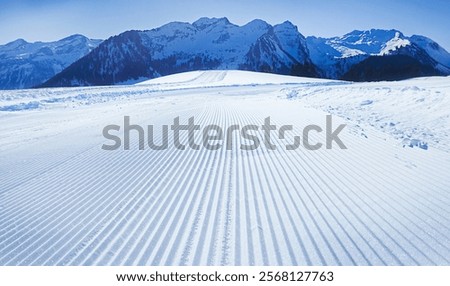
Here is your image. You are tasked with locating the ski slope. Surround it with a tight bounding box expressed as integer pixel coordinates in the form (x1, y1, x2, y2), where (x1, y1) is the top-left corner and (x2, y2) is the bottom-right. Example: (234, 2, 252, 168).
(0, 71, 449, 266)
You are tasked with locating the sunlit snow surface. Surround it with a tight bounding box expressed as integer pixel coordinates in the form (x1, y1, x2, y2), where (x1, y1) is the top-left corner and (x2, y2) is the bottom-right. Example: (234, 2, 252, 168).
(0, 71, 449, 265)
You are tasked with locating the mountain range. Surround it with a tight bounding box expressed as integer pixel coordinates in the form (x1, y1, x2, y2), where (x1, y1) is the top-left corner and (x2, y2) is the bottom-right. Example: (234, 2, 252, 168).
(0, 35, 101, 89)
(1, 17, 449, 89)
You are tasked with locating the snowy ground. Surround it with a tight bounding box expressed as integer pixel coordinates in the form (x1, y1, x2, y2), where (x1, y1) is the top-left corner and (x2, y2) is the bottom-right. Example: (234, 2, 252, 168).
(0, 71, 449, 265)
(286, 76, 450, 152)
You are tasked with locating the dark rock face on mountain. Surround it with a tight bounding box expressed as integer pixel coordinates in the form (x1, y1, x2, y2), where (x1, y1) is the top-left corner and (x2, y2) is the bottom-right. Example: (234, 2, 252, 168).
(43, 31, 152, 87)
(342, 55, 441, 81)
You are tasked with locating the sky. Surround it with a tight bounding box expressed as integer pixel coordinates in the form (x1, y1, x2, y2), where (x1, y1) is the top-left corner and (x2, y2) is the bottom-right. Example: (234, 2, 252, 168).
(1, 0, 449, 50)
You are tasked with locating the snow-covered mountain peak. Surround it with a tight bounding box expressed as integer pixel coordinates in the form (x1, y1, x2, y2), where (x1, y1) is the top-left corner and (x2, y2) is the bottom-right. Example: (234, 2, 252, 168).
(60, 34, 88, 41)
(273, 20, 298, 32)
(271, 21, 310, 64)
(139, 17, 272, 66)
(380, 33, 411, 55)
(150, 21, 195, 37)
(192, 17, 233, 30)
(242, 19, 271, 31)
(330, 29, 409, 56)
(0, 35, 102, 89)
(4, 38, 28, 48)
(306, 28, 448, 79)
(341, 29, 404, 42)
(410, 35, 450, 68)
(273, 21, 306, 42)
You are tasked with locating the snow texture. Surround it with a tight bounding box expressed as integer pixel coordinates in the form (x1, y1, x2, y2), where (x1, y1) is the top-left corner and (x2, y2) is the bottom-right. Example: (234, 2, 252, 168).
(0, 71, 449, 266)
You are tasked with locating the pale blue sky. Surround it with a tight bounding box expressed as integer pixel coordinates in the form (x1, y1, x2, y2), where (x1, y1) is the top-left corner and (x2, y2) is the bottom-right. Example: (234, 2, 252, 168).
(1, 0, 449, 50)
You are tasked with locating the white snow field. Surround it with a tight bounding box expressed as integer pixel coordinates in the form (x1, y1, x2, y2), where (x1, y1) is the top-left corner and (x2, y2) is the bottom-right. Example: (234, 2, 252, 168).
(0, 71, 449, 266)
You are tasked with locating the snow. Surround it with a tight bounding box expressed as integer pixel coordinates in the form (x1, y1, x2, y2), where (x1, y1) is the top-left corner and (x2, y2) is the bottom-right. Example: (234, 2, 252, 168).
(0, 70, 449, 266)
(192, 17, 234, 30)
(305, 29, 443, 78)
(380, 32, 411, 55)
(333, 45, 366, 58)
(286, 75, 450, 153)
(333, 29, 409, 56)
(0, 35, 102, 89)
(273, 21, 308, 64)
(139, 18, 272, 69)
(410, 35, 450, 69)
(136, 70, 329, 89)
